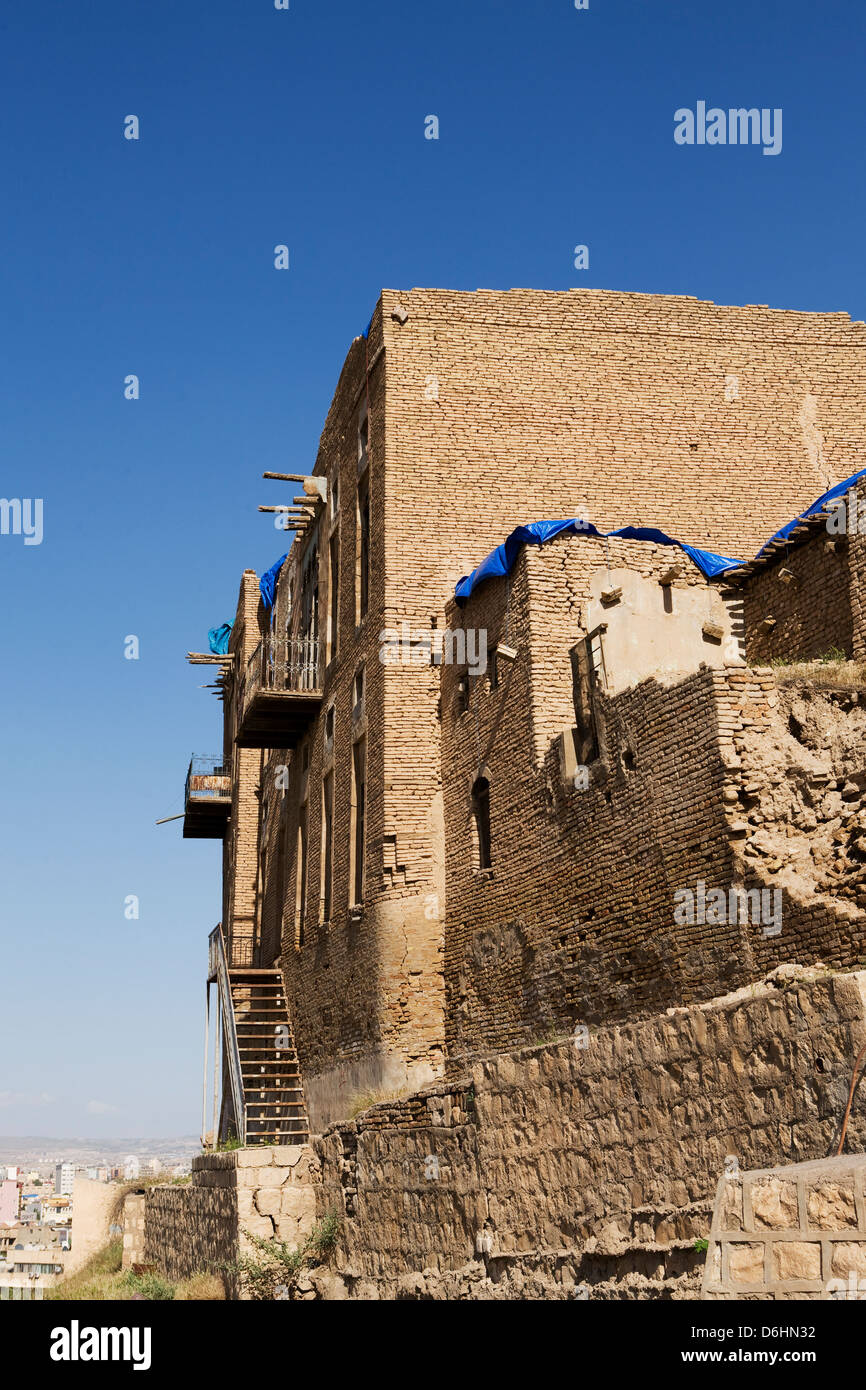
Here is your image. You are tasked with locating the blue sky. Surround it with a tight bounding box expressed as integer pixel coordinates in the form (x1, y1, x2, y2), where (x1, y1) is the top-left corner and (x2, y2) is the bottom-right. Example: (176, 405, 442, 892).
(1, 0, 864, 1138)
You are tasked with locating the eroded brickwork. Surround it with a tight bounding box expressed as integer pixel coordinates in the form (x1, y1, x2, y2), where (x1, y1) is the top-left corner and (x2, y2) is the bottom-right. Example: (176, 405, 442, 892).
(213, 288, 866, 1126)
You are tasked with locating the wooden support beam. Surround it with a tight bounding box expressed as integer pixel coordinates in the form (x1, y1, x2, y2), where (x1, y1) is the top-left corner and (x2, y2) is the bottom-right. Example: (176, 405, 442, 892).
(258, 505, 313, 514)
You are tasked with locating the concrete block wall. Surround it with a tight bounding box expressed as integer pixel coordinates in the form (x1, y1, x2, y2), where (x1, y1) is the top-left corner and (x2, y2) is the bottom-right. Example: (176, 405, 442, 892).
(703, 1155, 866, 1299)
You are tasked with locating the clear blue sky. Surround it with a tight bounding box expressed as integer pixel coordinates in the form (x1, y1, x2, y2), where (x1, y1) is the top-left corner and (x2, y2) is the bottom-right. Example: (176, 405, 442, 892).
(1, 0, 863, 1138)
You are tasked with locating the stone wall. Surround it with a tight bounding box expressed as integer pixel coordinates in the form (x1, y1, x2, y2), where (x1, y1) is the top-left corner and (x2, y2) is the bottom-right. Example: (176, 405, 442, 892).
(703, 1155, 866, 1299)
(144, 1147, 318, 1297)
(313, 966, 866, 1299)
(121, 1193, 146, 1270)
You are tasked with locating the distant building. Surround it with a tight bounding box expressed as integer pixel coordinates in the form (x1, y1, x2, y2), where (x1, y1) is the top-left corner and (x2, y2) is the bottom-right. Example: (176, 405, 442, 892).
(0, 1180, 20, 1225)
(54, 1164, 74, 1197)
(123, 1156, 140, 1180)
(147, 1159, 161, 1177)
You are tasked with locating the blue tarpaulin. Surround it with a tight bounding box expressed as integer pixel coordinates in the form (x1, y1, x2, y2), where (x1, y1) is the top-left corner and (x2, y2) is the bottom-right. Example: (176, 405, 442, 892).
(455, 520, 742, 604)
(454, 468, 866, 604)
(749, 466, 866, 563)
(260, 553, 288, 610)
(208, 623, 232, 656)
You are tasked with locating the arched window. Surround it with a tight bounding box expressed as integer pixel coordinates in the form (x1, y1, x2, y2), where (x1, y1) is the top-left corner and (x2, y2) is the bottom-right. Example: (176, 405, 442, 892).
(471, 777, 492, 870)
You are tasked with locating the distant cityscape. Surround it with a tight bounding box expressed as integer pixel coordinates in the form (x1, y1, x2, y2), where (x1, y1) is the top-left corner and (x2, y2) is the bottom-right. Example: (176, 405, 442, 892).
(0, 1137, 200, 1299)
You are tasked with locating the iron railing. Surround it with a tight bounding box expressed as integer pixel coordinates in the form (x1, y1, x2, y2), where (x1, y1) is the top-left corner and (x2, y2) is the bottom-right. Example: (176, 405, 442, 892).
(227, 935, 255, 969)
(241, 635, 322, 716)
(208, 924, 247, 1144)
(185, 754, 231, 807)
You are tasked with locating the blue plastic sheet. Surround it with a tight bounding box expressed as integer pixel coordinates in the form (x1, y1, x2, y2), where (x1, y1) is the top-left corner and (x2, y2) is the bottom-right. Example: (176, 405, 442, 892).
(750, 466, 866, 562)
(455, 520, 742, 604)
(208, 623, 232, 656)
(260, 553, 288, 610)
(454, 468, 866, 603)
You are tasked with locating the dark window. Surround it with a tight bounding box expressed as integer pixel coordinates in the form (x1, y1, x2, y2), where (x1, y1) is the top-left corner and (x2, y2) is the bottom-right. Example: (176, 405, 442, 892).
(570, 633, 602, 765)
(296, 803, 308, 948)
(352, 736, 367, 904)
(358, 474, 370, 620)
(328, 531, 340, 661)
(471, 777, 492, 870)
(321, 772, 334, 922)
(353, 666, 365, 719)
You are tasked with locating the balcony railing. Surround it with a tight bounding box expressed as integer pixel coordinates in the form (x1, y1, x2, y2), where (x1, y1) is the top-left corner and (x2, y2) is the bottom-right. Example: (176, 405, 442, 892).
(236, 636, 323, 748)
(183, 754, 231, 839)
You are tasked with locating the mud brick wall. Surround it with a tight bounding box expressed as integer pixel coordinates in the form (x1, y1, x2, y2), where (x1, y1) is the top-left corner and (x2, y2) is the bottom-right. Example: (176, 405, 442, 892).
(315, 968, 866, 1300)
(740, 529, 854, 665)
(227, 288, 866, 1126)
(224, 571, 268, 958)
(703, 1155, 866, 1299)
(441, 537, 746, 1057)
(440, 532, 866, 1056)
(144, 1146, 318, 1297)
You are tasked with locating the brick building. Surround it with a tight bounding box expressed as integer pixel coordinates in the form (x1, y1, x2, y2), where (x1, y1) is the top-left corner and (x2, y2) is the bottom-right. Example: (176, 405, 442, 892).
(187, 287, 866, 1138)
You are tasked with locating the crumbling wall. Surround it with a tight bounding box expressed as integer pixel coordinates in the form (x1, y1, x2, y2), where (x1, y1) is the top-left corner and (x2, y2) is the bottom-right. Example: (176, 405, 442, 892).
(442, 539, 752, 1058)
(314, 967, 866, 1300)
(740, 527, 853, 666)
(719, 671, 866, 977)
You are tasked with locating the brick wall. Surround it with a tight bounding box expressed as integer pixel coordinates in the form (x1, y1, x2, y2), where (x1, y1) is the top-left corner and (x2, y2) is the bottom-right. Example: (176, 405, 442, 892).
(740, 529, 854, 665)
(219, 288, 866, 1123)
(441, 534, 866, 1056)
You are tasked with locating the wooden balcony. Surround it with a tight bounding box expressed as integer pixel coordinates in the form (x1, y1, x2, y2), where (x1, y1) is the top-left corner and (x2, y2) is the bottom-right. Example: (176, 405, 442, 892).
(183, 755, 231, 839)
(235, 636, 322, 749)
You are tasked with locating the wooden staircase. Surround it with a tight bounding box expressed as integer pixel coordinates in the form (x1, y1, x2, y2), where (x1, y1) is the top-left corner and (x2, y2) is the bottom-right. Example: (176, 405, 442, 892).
(229, 969, 309, 1144)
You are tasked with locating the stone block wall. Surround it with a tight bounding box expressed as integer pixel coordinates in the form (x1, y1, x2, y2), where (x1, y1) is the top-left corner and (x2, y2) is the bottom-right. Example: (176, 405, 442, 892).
(703, 1155, 866, 1299)
(121, 1193, 146, 1271)
(144, 1146, 319, 1297)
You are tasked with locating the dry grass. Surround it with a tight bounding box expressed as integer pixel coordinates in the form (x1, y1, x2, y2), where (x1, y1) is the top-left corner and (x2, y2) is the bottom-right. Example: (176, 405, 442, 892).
(771, 655, 866, 688)
(46, 1239, 226, 1301)
(175, 1272, 226, 1300)
(346, 1088, 408, 1119)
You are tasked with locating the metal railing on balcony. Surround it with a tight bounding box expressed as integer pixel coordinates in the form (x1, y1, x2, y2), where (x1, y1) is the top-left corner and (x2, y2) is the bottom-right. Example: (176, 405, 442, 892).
(185, 754, 231, 807)
(241, 635, 321, 711)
